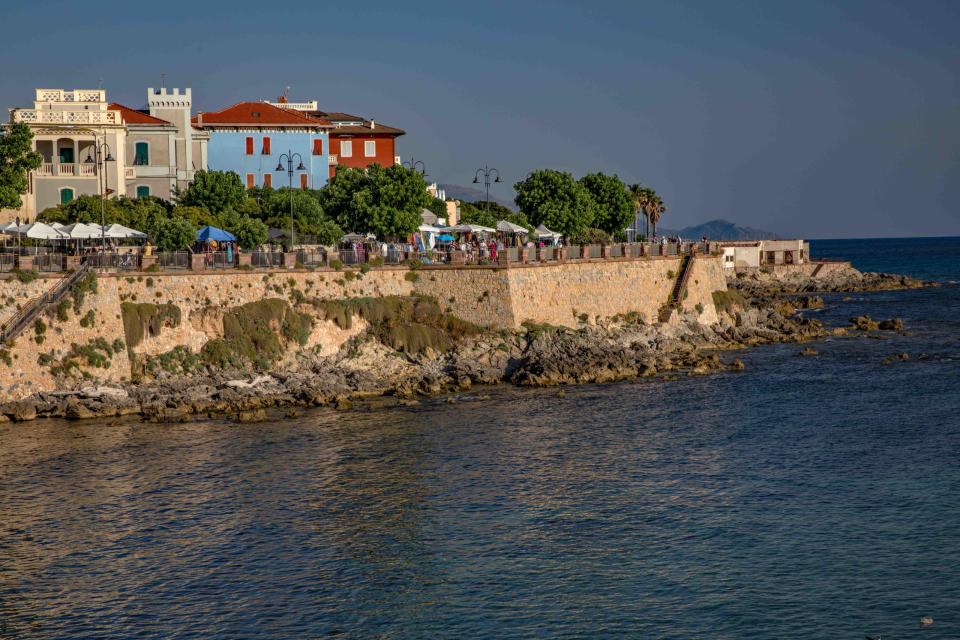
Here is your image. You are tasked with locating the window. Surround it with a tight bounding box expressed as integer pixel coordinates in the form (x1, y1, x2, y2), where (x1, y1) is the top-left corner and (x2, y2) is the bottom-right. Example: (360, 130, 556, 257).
(300, 174, 308, 189)
(246, 173, 255, 188)
(340, 140, 352, 157)
(245, 137, 254, 155)
(134, 142, 149, 166)
(312, 139, 323, 155)
(60, 187, 74, 204)
(364, 140, 376, 157)
(263, 173, 272, 188)
(136, 185, 150, 198)
(262, 137, 271, 155)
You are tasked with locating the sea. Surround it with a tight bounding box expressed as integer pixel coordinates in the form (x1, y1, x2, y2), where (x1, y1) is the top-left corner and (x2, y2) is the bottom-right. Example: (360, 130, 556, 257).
(1, 237, 958, 639)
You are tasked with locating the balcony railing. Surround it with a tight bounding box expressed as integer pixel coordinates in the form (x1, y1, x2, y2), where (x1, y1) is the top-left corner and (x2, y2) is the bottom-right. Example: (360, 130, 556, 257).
(328, 155, 337, 164)
(36, 89, 105, 103)
(13, 109, 120, 125)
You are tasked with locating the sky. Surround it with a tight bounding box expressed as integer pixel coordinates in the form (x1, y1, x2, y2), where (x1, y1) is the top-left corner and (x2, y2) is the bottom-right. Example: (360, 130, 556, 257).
(3, 0, 958, 238)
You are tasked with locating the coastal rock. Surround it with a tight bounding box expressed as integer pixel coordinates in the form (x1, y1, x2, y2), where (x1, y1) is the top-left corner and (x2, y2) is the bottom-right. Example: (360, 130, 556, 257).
(878, 318, 904, 331)
(800, 346, 819, 356)
(849, 315, 880, 331)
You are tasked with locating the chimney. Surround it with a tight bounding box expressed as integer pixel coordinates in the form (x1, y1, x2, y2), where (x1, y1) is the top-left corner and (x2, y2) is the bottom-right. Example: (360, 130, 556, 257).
(278, 95, 287, 104)
(197, 111, 203, 126)
(370, 119, 375, 129)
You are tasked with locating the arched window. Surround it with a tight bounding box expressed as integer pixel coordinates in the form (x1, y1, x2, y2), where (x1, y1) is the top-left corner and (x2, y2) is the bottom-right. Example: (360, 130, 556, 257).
(136, 185, 150, 198)
(134, 142, 149, 166)
(60, 188, 75, 204)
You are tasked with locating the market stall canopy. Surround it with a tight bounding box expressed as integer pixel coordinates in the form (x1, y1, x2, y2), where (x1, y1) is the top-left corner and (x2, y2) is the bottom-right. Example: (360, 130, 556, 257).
(4, 222, 67, 240)
(103, 223, 148, 239)
(342, 233, 376, 241)
(418, 224, 443, 233)
(497, 220, 528, 234)
(534, 224, 562, 239)
(196, 226, 236, 242)
(449, 223, 495, 234)
(61, 222, 103, 239)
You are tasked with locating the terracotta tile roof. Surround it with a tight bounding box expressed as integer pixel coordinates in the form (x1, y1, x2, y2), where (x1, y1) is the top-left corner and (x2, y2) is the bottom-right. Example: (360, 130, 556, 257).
(191, 101, 332, 128)
(309, 110, 405, 136)
(108, 103, 172, 125)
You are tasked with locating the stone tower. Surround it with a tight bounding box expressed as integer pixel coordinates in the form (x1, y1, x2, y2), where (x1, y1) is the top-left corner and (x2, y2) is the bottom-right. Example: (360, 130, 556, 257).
(147, 87, 203, 191)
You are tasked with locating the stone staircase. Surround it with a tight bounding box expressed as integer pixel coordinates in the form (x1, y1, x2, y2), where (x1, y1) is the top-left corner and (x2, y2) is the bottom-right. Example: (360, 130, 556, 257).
(0, 263, 91, 344)
(659, 255, 695, 323)
(810, 262, 824, 278)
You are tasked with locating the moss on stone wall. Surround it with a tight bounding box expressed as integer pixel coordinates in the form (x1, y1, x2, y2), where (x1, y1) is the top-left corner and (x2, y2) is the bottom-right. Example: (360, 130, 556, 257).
(711, 290, 747, 314)
(200, 298, 314, 371)
(121, 302, 182, 348)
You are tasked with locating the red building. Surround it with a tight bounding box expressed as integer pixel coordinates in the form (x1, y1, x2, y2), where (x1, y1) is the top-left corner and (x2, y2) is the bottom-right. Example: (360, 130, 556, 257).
(307, 111, 405, 178)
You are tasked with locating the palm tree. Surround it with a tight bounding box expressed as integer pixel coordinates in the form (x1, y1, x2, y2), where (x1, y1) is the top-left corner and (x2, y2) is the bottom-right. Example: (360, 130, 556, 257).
(628, 183, 647, 240)
(644, 190, 666, 238)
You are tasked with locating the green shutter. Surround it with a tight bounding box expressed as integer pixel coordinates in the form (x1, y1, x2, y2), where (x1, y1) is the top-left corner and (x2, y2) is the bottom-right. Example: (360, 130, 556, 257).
(60, 188, 74, 204)
(134, 142, 149, 166)
(136, 186, 150, 198)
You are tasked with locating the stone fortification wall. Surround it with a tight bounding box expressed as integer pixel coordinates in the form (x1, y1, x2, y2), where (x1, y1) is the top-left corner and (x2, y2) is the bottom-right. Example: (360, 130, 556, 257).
(0, 256, 728, 402)
(0, 277, 131, 400)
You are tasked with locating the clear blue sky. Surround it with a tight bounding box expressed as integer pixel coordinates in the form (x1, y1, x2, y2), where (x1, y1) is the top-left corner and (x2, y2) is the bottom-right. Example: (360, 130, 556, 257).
(4, 0, 958, 238)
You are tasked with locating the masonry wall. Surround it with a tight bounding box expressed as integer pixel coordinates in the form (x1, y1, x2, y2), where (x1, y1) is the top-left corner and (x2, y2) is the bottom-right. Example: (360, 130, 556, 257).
(0, 256, 729, 402)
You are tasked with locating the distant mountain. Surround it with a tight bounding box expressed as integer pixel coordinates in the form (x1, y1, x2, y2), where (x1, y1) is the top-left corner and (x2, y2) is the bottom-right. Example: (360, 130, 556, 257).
(669, 219, 779, 241)
(437, 183, 516, 211)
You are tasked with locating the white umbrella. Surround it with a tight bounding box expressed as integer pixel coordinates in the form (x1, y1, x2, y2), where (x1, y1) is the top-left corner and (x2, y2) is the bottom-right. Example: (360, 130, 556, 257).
(0, 221, 20, 234)
(534, 224, 562, 239)
(450, 223, 495, 234)
(61, 223, 103, 239)
(103, 223, 148, 239)
(497, 220, 528, 234)
(7, 222, 66, 240)
(418, 224, 442, 233)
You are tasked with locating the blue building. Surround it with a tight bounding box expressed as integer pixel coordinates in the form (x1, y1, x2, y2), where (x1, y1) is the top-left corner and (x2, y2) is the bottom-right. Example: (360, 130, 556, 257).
(191, 101, 331, 189)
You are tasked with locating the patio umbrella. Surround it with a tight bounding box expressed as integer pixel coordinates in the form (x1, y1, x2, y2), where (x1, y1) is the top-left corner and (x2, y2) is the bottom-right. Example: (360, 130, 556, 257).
(450, 223, 496, 234)
(196, 226, 236, 242)
(103, 223, 148, 239)
(61, 223, 103, 239)
(6, 222, 66, 240)
(438, 234, 455, 242)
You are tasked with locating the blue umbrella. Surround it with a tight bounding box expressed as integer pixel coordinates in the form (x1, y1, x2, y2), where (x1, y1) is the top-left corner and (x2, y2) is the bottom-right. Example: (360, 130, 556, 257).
(196, 225, 237, 242)
(438, 234, 455, 241)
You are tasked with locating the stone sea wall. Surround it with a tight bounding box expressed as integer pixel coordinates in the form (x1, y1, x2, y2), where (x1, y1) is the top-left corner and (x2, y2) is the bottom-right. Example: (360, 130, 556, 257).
(0, 255, 728, 402)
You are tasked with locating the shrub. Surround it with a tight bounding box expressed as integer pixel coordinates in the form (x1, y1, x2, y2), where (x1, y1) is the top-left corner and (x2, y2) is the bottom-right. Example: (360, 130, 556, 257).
(79, 309, 96, 328)
(14, 268, 38, 284)
(404, 271, 419, 283)
(359, 263, 371, 274)
(329, 259, 343, 271)
(695, 302, 704, 315)
(711, 289, 748, 313)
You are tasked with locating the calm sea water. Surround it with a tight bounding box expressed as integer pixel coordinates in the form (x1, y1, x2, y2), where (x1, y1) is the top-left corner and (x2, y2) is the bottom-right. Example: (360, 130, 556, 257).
(1, 237, 958, 639)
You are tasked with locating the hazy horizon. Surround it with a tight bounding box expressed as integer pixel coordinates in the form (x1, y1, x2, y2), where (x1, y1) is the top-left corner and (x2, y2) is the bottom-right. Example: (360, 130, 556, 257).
(3, 0, 958, 239)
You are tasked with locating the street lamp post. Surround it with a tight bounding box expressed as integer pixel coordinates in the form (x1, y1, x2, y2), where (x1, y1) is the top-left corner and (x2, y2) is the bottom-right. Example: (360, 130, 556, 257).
(275, 150, 306, 248)
(472, 165, 502, 217)
(84, 136, 114, 261)
(402, 158, 427, 177)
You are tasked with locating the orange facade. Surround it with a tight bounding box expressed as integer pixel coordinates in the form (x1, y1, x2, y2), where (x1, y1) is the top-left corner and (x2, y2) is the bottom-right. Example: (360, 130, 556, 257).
(328, 134, 397, 177)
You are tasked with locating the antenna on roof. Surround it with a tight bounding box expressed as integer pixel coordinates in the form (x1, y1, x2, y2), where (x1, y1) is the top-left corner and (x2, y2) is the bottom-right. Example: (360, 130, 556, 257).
(161, 73, 166, 89)
(284, 86, 291, 99)
(98, 76, 103, 90)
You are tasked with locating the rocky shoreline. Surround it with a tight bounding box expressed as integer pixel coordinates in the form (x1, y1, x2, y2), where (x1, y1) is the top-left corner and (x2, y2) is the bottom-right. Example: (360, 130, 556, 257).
(0, 264, 929, 423)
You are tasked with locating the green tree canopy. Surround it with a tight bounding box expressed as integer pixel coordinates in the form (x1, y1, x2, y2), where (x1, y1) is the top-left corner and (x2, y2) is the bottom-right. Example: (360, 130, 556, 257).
(321, 163, 430, 238)
(578, 172, 633, 235)
(0, 123, 42, 211)
(171, 205, 219, 229)
(151, 216, 196, 251)
(458, 201, 534, 233)
(175, 170, 245, 213)
(229, 215, 268, 249)
(425, 197, 447, 220)
(513, 169, 596, 237)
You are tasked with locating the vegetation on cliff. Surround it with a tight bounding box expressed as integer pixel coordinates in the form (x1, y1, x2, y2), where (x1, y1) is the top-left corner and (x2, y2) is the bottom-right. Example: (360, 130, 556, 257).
(121, 302, 182, 348)
(200, 299, 313, 371)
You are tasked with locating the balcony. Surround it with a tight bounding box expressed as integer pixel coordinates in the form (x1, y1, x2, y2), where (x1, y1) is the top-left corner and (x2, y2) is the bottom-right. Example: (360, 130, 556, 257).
(13, 109, 120, 125)
(36, 89, 105, 103)
(33, 163, 98, 177)
(328, 155, 338, 164)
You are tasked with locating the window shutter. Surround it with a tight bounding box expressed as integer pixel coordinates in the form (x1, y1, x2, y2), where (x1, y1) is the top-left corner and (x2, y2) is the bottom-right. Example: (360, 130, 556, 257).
(365, 140, 376, 157)
(300, 173, 308, 189)
(246, 173, 255, 188)
(341, 140, 352, 157)
(313, 139, 323, 155)
(262, 137, 271, 154)
(245, 137, 254, 154)
(263, 173, 272, 188)
(136, 185, 150, 198)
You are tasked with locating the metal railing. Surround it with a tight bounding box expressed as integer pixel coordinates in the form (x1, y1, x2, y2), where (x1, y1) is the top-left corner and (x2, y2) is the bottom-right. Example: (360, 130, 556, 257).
(206, 251, 233, 269)
(295, 248, 327, 266)
(35, 254, 65, 272)
(339, 249, 366, 265)
(157, 251, 189, 270)
(251, 251, 283, 268)
(0, 254, 16, 272)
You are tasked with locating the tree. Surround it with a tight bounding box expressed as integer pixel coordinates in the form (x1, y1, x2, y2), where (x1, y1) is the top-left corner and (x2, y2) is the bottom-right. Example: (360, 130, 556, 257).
(425, 197, 447, 220)
(579, 172, 633, 235)
(644, 190, 666, 237)
(150, 216, 196, 251)
(171, 205, 219, 229)
(175, 170, 245, 213)
(0, 123, 42, 212)
(321, 163, 430, 238)
(628, 183, 647, 239)
(458, 201, 498, 229)
(513, 169, 595, 237)
(263, 188, 326, 234)
(229, 215, 268, 249)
